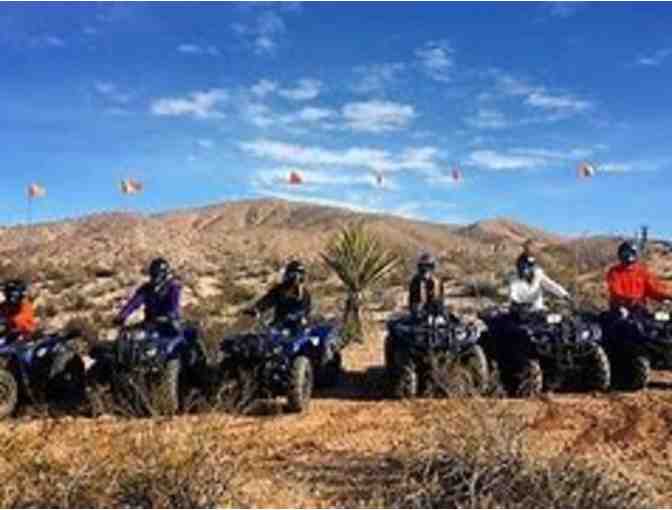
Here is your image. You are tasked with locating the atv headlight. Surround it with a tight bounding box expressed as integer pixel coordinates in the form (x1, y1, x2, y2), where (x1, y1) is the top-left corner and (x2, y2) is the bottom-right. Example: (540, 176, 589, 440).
(454, 328, 468, 342)
(36, 347, 48, 358)
(580, 329, 591, 341)
(655, 311, 670, 322)
(144, 346, 158, 358)
(281, 329, 291, 337)
(546, 314, 563, 325)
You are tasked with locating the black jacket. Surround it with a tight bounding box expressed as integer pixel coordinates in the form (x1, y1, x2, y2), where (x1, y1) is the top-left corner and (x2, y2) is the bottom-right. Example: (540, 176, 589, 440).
(254, 283, 312, 325)
(408, 274, 440, 316)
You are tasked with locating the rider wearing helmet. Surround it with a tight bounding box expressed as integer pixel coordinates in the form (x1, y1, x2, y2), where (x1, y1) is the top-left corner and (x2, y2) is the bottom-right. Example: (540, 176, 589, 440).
(115, 257, 182, 332)
(0, 279, 38, 339)
(409, 252, 441, 318)
(606, 241, 672, 310)
(509, 253, 570, 311)
(247, 260, 312, 325)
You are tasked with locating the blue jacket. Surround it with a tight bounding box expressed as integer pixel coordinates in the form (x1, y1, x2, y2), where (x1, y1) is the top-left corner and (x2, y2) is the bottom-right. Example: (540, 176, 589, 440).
(118, 280, 181, 324)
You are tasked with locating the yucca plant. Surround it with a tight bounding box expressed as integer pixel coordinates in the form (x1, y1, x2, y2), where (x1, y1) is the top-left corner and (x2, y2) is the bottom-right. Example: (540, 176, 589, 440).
(321, 222, 400, 344)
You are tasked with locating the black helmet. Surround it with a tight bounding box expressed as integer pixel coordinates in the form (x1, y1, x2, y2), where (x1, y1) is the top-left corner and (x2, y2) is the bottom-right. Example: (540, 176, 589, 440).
(516, 254, 537, 280)
(417, 252, 436, 274)
(148, 257, 172, 289)
(283, 260, 305, 284)
(3, 279, 27, 306)
(618, 241, 638, 266)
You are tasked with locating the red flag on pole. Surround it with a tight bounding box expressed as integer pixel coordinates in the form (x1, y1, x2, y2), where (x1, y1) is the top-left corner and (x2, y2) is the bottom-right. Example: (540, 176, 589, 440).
(577, 161, 596, 179)
(27, 183, 46, 199)
(288, 171, 303, 185)
(120, 178, 144, 194)
(451, 166, 463, 183)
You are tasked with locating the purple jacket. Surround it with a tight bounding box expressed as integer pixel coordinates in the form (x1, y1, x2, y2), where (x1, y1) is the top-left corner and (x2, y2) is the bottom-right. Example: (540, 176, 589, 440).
(117, 280, 181, 324)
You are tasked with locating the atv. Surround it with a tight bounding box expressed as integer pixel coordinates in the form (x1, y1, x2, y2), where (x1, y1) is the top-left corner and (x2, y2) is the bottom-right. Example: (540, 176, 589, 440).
(600, 303, 672, 390)
(479, 304, 610, 397)
(88, 319, 207, 416)
(216, 312, 343, 413)
(0, 323, 85, 419)
(384, 302, 489, 399)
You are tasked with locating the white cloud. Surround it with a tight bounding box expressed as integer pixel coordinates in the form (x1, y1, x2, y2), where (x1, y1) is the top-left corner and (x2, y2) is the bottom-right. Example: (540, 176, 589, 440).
(278, 79, 322, 101)
(492, 71, 593, 119)
(544, 2, 584, 18)
(240, 101, 275, 128)
(150, 89, 228, 119)
(94, 81, 132, 104)
(250, 79, 277, 98)
(599, 163, 632, 173)
(468, 150, 544, 171)
(415, 40, 454, 82)
(177, 44, 220, 56)
(525, 90, 592, 113)
(351, 62, 406, 94)
(510, 147, 594, 160)
(240, 138, 440, 173)
(636, 48, 672, 67)
(465, 108, 509, 129)
(233, 10, 287, 56)
(281, 106, 336, 124)
(342, 100, 416, 133)
(197, 139, 215, 149)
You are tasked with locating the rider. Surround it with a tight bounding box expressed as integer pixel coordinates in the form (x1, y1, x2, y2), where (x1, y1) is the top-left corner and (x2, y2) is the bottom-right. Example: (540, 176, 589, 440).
(115, 257, 182, 335)
(408, 252, 441, 318)
(246, 260, 312, 326)
(606, 241, 672, 310)
(0, 279, 38, 340)
(509, 254, 571, 311)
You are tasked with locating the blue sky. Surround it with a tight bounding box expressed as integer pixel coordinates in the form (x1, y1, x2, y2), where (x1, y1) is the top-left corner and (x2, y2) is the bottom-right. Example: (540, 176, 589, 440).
(1, 2, 671, 237)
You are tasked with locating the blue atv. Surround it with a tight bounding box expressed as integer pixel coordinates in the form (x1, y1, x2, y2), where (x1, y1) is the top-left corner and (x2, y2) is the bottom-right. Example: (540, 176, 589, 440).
(0, 322, 84, 419)
(385, 302, 488, 398)
(217, 312, 343, 413)
(599, 304, 672, 390)
(88, 318, 207, 416)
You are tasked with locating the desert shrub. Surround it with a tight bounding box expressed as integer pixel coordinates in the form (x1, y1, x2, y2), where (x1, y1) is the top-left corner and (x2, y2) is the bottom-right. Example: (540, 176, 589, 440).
(319, 401, 659, 509)
(217, 277, 256, 307)
(0, 422, 244, 508)
(461, 277, 504, 301)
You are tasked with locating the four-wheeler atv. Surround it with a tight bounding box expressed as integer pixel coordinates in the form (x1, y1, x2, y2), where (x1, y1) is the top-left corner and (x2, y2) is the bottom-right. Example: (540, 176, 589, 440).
(600, 304, 672, 390)
(479, 304, 610, 397)
(384, 302, 489, 399)
(88, 319, 207, 416)
(216, 312, 343, 413)
(0, 322, 85, 419)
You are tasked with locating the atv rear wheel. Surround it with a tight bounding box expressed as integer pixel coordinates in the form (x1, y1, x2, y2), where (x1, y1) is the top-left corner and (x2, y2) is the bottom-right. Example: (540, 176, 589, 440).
(151, 358, 181, 415)
(584, 345, 611, 392)
(0, 368, 18, 419)
(516, 358, 543, 397)
(216, 365, 257, 413)
(287, 356, 313, 413)
(625, 355, 650, 391)
(51, 354, 86, 403)
(384, 336, 395, 371)
(390, 351, 418, 399)
(316, 352, 343, 388)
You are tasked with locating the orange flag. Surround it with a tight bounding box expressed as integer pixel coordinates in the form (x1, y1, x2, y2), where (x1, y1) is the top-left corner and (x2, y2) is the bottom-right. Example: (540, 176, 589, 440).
(120, 178, 144, 194)
(577, 161, 596, 179)
(288, 171, 303, 185)
(27, 183, 46, 199)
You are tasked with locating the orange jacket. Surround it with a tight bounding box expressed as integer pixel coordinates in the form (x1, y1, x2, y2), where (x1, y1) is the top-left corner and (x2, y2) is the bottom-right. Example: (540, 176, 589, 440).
(0, 300, 38, 336)
(607, 262, 672, 307)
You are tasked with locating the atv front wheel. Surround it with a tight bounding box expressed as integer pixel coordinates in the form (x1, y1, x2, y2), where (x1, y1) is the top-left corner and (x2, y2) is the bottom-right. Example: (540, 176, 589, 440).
(516, 358, 543, 397)
(461, 345, 489, 394)
(0, 368, 18, 419)
(50, 353, 86, 403)
(584, 345, 611, 392)
(151, 358, 182, 415)
(287, 356, 313, 413)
